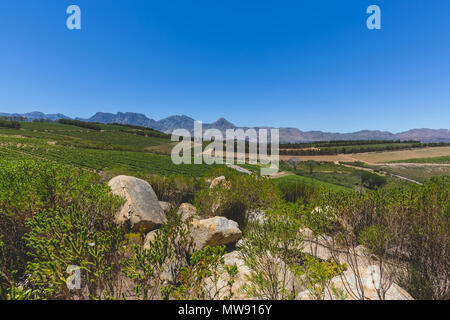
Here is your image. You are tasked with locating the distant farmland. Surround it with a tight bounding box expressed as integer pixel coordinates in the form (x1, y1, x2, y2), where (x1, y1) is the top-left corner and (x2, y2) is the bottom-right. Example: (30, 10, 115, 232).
(280, 146, 450, 164)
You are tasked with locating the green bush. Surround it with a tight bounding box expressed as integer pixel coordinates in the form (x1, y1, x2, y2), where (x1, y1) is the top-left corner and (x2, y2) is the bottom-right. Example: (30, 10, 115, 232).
(239, 202, 304, 299)
(360, 171, 387, 189)
(172, 245, 236, 300)
(316, 176, 449, 300)
(147, 174, 205, 205)
(58, 119, 101, 131)
(24, 207, 125, 299)
(0, 119, 20, 129)
(122, 209, 194, 300)
(194, 168, 282, 228)
(0, 159, 124, 299)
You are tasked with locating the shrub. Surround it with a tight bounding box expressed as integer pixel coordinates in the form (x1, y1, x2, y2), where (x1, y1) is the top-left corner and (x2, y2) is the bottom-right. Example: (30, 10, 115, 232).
(122, 209, 194, 300)
(24, 206, 125, 299)
(0, 119, 20, 129)
(360, 171, 387, 189)
(172, 245, 236, 300)
(293, 255, 347, 300)
(239, 202, 304, 299)
(194, 168, 282, 228)
(58, 119, 101, 131)
(147, 174, 205, 205)
(276, 178, 324, 204)
(316, 176, 449, 300)
(0, 159, 124, 298)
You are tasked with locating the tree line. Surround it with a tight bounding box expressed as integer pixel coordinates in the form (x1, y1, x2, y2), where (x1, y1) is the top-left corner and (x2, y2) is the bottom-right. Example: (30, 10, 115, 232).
(280, 142, 450, 156)
(280, 140, 421, 149)
(0, 119, 20, 129)
(58, 119, 102, 131)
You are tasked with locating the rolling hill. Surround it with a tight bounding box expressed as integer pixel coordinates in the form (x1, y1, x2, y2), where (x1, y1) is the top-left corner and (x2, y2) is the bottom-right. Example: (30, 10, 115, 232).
(1, 111, 449, 143)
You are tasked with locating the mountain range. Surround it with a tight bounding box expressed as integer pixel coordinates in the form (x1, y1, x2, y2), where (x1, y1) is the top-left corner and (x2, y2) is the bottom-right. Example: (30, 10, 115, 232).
(1, 111, 450, 143)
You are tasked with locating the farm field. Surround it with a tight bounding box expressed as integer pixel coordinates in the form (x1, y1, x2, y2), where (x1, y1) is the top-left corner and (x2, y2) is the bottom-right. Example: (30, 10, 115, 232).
(351, 146, 450, 164)
(390, 155, 450, 164)
(1, 121, 449, 190)
(275, 173, 351, 193)
(280, 146, 450, 164)
(0, 122, 171, 151)
(0, 124, 214, 177)
(377, 165, 450, 183)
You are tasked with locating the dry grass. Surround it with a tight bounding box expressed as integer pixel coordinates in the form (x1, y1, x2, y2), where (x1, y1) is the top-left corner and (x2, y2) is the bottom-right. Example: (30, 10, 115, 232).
(145, 142, 181, 155)
(280, 147, 450, 165)
(279, 154, 356, 163)
(351, 146, 450, 164)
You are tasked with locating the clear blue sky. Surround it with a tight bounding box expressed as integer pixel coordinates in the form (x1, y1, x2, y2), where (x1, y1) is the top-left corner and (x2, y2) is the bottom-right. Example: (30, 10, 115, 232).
(0, 0, 449, 132)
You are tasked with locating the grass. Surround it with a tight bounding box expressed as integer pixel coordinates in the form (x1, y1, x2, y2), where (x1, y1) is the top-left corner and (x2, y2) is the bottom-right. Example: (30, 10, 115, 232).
(0, 129, 215, 177)
(1, 122, 447, 188)
(275, 174, 351, 192)
(279, 161, 368, 189)
(0, 122, 171, 152)
(391, 156, 450, 164)
(351, 146, 450, 163)
(379, 165, 450, 183)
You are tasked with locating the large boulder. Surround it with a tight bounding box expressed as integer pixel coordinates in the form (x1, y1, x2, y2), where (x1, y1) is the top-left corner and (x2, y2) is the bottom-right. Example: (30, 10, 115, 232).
(298, 264, 413, 300)
(177, 203, 199, 222)
(191, 217, 242, 250)
(328, 265, 413, 300)
(296, 229, 413, 300)
(108, 175, 167, 233)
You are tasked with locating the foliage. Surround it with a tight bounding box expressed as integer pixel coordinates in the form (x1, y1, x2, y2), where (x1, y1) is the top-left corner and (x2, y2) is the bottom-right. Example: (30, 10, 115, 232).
(293, 255, 347, 300)
(0, 138, 213, 177)
(0, 159, 124, 299)
(172, 245, 236, 300)
(0, 119, 20, 129)
(280, 161, 382, 191)
(122, 209, 194, 299)
(58, 119, 101, 131)
(317, 176, 449, 300)
(279, 141, 449, 156)
(147, 174, 206, 205)
(360, 171, 387, 189)
(239, 202, 304, 299)
(275, 175, 348, 204)
(194, 167, 282, 228)
(24, 206, 125, 299)
(392, 155, 450, 164)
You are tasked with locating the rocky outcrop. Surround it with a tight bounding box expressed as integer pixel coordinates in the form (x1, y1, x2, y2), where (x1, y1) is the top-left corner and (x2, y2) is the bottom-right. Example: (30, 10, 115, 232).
(298, 228, 413, 300)
(143, 230, 158, 249)
(328, 264, 413, 300)
(108, 175, 167, 233)
(177, 203, 199, 222)
(206, 250, 303, 300)
(298, 264, 413, 300)
(191, 217, 242, 250)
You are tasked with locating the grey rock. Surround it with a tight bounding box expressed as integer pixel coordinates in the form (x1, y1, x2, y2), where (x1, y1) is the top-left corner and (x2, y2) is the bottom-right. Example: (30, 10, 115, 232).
(108, 175, 167, 233)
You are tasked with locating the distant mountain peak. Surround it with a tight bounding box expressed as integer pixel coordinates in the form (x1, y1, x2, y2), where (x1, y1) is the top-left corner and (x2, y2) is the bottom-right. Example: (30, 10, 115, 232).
(213, 117, 235, 127)
(1, 111, 449, 143)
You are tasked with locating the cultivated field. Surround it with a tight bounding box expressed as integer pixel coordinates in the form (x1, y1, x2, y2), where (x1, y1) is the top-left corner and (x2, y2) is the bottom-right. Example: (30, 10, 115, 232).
(351, 146, 450, 164)
(280, 146, 450, 164)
